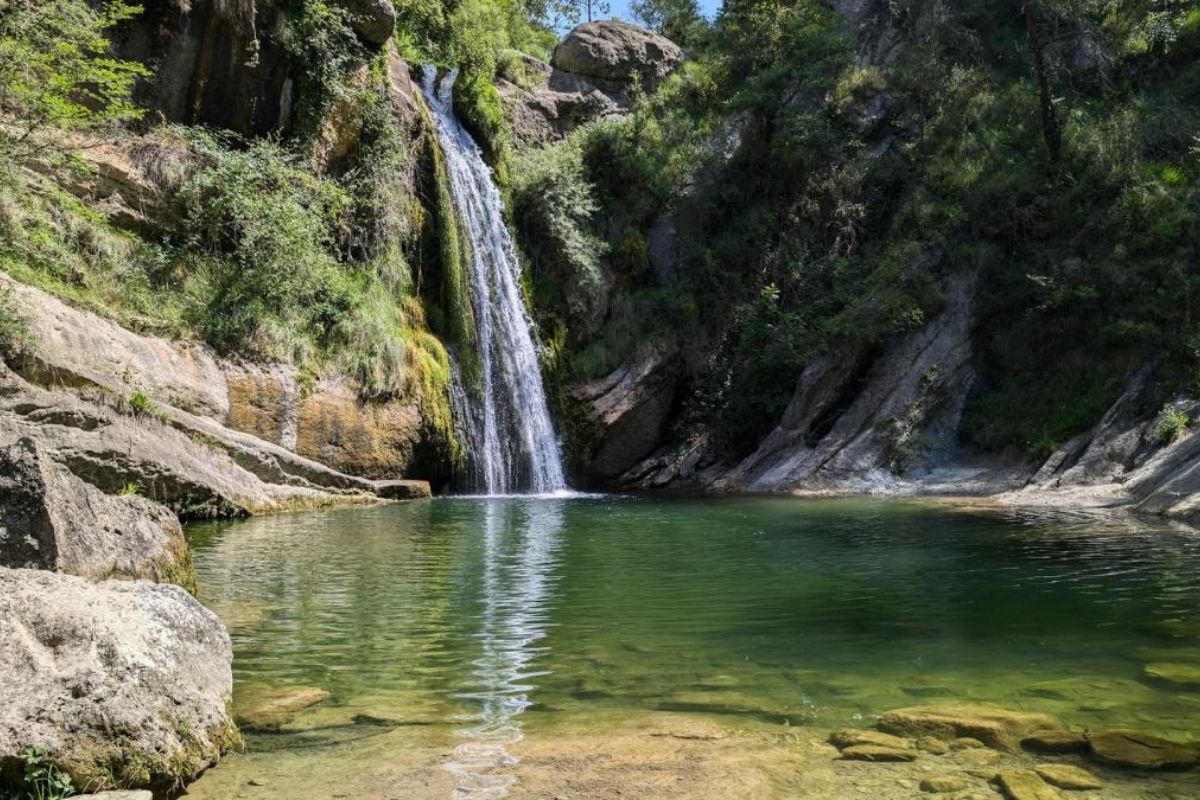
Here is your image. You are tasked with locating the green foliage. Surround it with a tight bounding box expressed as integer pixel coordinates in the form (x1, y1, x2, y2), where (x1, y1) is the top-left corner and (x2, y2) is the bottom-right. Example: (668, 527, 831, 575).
(117, 481, 140, 496)
(0, 283, 31, 362)
(0, 0, 148, 154)
(128, 390, 169, 423)
(631, 0, 709, 50)
(276, 0, 368, 140)
(512, 138, 607, 325)
(1155, 404, 1190, 445)
(16, 745, 74, 800)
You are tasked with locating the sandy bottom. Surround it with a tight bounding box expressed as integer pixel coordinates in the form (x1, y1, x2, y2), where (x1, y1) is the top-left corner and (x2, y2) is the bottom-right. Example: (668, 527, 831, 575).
(182, 709, 1199, 800)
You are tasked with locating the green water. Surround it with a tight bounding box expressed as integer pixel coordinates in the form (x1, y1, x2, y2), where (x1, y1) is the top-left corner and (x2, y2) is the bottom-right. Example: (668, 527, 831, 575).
(186, 496, 1200, 790)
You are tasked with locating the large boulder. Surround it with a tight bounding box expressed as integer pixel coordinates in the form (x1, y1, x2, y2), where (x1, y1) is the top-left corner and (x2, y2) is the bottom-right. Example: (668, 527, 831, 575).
(0, 568, 238, 792)
(551, 21, 683, 90)
(339, 0, 397, 45)
(1085, 729, 1199, 770)
(877, 705, 1064, 753)
(0, 438, 193, 589)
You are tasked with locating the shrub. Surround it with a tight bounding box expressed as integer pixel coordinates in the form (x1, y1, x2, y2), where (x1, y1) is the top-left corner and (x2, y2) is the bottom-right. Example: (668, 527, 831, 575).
(1155, 404, 1190, 445)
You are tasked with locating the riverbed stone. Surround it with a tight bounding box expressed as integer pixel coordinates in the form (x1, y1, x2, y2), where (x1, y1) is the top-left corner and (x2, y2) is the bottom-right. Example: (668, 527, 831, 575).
(0, 568, 236, 791)
(1033, 764, 1102, 790)
(235, 685, 332, 729)
(915, 735, 949, 755)
(840, 744, 918, 762)
(878, 705, 1064, 752)
(993, 769, 1062, 800)
(1021, 729, 1088, 754)
(1086, 729, 1199, 770)
(72, 793, 153, 800)
(830, 729, 911, 750)
(952, 737, 986, 750)
(919, 774, 967, 793)
(1143, 662, 1200, 691)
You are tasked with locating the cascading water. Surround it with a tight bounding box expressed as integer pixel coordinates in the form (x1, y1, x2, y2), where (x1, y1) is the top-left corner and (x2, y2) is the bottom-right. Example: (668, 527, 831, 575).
(420, 67, 567, 496)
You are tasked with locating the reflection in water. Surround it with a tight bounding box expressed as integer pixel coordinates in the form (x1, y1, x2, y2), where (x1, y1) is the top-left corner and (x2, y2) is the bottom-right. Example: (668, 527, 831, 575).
(445, 499, 565, 799)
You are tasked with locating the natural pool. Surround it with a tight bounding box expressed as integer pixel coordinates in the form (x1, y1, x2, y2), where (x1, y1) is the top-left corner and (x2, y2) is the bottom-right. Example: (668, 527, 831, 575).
(181, 496, 1200, 799)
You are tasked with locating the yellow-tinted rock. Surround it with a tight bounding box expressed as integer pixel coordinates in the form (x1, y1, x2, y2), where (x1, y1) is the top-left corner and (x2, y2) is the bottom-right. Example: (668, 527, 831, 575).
(920, 775, 968, 793)
(839, 744, 918, 762)
(916, 736, 950, 755)
(1033, 764, 1102, 791)
(1086, 729, 1199, 770)
(1143, 662, 1200, 691)
(1021, 729, 1088, 754)
(829, 729, 911, 750)
(236, 685, 332, 729)
(878, 705, 1064, 752)
(994, 769, 1061, 800)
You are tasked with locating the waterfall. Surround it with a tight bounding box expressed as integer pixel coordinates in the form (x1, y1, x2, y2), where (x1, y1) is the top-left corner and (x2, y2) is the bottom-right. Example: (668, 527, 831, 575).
(420, 67, 567, 496)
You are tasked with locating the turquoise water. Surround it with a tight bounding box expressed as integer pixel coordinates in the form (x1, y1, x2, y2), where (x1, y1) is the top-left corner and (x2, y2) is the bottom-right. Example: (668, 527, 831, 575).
(186, 497, 1200, 790)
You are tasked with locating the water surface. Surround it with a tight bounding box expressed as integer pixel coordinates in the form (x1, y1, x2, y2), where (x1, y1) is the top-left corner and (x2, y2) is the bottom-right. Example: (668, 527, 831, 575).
(185, 497, 1200, 796)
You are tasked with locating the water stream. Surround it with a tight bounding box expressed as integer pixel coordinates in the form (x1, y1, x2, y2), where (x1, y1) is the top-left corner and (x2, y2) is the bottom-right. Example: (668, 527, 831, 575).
(419, 67, 566, 496)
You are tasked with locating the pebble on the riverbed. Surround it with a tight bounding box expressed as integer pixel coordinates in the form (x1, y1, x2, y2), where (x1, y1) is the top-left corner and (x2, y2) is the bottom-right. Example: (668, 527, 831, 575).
(1021, 729, 1088, 754)
(993, 768, 1062, 800)
(830, 729, 912, 750)
(1033, 763, 1102, 791)
(915, 736, 950, 755)
(919, 774, 968, 793)
(839, 744, 919, 762)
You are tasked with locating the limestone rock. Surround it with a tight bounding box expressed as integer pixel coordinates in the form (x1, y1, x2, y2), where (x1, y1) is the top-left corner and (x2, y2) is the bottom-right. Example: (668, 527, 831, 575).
(916, 736, 950, 755)
(877, 705, 1064, 753)
(1033, 764, 1102, 791)
(0, 437, 192, 589)
(551, 21, 682, 90)
(839, 744, 918, 762)
(952, 737, 986, 750)
(0, 568, 237, 791)
(920, 775, 968, 793)
(993, 769, 1061, 800)
(1021, 729, 1088, 754)
(372, 479, 433, 500)
(1086, 729, 1199, 770)
(1143, 662, 1200, 691)
(829, 729, 911, 750)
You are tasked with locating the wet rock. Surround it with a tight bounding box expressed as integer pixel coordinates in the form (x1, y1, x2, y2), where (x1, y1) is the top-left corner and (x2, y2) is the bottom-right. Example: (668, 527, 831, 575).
(1086, 729, 1199, 770)
(1033, 764, 1102, 791)
(993, 769, 1061, 800)
(830, 729, 911, 750)
(551, 21, 682, 91)
(919, 775, 968, 793)
(1021, 729, 1088, 754)
(839, 744, 918, 762)
(0, 568, 236, 791)
(877, 705, 1064, 753)
(0, 437, 193, 589)
(915, 736, 949, 755)
(372, 479, 432, 500)
(952, 737, 986, 750)
(72, 793, 153, 800)
(1143, 662, 1200, 691)
(236, 685, 332, 730)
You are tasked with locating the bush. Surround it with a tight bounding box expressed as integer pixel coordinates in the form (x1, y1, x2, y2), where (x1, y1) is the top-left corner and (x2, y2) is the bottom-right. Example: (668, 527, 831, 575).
(1155, 404, 1190, 445)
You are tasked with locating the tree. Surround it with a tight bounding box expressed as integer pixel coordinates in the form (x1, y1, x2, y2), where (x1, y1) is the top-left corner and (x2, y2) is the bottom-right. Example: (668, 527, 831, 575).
(1023, 0, 1062, 163)
(0, 0, 148, 155)
(631, 0, 705, 47)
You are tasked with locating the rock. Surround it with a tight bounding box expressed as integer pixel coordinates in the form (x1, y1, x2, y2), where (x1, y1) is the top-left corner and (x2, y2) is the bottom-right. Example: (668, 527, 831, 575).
(72, 793, 153, 800)
(1033, 764, 1102, 791)
(877, 704, 1064, 753)
(915, 736, 949, 755)
(372, 479, 432, 500)
(0, 437, 193, 589)
(338, 0, 396, 45)
(1143, 662, 1200, 691)
(920, 775, 968, 793)
(1086, 729, 1199, 770)
(952, 737, 986, 750)
(551, 21, 683, 91)
(0, 568, 237, 790)
(839, 744, 918, 762)
(568, 346, 680, 483)
(830, 729, 911, 750)
(993, 769, 1061, 800)
(236, 685, 332, 730)
(1021, 730, 1088, 754)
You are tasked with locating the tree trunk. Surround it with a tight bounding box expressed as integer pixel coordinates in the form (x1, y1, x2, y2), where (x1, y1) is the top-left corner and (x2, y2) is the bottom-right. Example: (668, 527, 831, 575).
(1024, 0, 1062, 163)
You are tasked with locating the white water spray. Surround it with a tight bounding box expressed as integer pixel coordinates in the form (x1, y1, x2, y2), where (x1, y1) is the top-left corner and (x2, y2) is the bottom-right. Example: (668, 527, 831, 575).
(420, 67, 567, 495)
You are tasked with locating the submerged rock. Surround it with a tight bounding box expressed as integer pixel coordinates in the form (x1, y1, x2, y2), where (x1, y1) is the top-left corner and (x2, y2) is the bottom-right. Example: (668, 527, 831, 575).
(877, 705, 1064, 753)
(1085, 729, 1199, 770)
(915, 735, 950, 755)
(0, 568, 237, 791)
(829, 729, 911, 750)
(1143, 662, 1200, 691)
(839, 744, 918, 762)
(1033, 763, 1103, 791)
(919, 774, 968, 793)
(993, 769, 1062, 800)
(0, 437, 193, 589)
(1021, 729, 1088, 754)
(235, 685, 332, 730)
